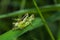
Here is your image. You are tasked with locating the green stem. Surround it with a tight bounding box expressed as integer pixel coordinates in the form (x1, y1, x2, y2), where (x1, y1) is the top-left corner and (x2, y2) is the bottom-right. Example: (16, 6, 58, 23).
(33, 0, 55, 40)
(18, 0, 26, 17)
(20, 0, 26, 9)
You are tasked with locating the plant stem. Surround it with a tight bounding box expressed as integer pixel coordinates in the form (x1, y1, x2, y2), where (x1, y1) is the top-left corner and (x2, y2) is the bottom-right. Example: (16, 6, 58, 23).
(33, 0, 55, 40)
(20, 0, 26, 9)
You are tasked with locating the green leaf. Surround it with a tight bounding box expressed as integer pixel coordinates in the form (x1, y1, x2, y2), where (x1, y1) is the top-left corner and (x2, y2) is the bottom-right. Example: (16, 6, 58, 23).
(0, 12, 60, 40)
(0, 4, 60, 19)
(0, 18, 43, 40)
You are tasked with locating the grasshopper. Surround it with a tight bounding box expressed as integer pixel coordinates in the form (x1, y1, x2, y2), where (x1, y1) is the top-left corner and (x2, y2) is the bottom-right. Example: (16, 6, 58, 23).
(12, 13, 34, 30)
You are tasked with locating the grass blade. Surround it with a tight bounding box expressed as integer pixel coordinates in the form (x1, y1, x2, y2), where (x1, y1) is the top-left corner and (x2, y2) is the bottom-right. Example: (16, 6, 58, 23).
(33, 0, 55, 40)
(0, 4, 60, 19)
(0, 18, 43, 40)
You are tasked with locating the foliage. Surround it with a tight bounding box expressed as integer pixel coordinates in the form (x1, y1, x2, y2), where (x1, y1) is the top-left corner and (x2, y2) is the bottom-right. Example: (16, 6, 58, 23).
(0, 0, 60, 40)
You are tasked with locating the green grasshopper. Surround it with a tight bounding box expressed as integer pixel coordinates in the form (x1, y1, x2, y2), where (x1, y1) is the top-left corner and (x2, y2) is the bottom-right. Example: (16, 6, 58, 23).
(12, 13, 34, 30)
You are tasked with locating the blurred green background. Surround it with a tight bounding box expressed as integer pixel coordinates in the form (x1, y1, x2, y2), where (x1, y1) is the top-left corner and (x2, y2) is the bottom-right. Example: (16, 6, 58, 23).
(0, 0, 60, 40)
